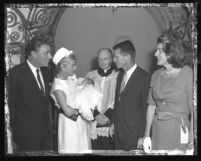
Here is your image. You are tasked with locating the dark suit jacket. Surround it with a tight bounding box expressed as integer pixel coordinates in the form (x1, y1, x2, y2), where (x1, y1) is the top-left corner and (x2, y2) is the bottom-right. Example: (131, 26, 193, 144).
(112, 66, 150, 150)
(8, 62, 52, 152)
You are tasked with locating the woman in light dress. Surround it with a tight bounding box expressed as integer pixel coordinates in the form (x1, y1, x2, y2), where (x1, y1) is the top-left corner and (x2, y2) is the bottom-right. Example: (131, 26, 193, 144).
(50, 47, 91, 154)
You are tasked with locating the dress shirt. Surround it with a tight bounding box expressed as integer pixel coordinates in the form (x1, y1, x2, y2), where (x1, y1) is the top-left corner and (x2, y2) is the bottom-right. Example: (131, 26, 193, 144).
(124, 63, 137, 86)
(27, 60, 45, 92)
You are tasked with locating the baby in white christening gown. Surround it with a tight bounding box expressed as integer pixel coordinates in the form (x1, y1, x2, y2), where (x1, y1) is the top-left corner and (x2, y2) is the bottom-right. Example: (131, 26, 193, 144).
(69, 77, 102, 121)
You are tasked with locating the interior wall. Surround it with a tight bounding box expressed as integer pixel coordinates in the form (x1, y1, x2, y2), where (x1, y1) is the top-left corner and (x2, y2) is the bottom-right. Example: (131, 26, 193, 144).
(55, 7, 164, 77)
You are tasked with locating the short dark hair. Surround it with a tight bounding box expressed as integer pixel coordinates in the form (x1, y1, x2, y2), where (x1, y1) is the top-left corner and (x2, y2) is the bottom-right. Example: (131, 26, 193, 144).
(25, 35, 52, 59)
(113, 40, 136, 59)
(157, 31, 185, 68)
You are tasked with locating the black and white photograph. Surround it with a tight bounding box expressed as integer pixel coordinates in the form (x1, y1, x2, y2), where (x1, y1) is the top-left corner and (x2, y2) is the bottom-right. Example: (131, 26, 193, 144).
(4, 3, 197, 156)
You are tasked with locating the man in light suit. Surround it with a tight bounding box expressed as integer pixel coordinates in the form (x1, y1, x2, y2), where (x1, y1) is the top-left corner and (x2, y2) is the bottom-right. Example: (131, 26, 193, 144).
(109, 40, 151, 151)
(8, 36, 53, 153)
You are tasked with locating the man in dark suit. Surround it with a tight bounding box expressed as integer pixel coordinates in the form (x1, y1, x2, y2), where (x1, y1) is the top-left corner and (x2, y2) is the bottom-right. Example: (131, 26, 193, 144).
(8, 36, 53, 153)
(109, 40, 151, 151)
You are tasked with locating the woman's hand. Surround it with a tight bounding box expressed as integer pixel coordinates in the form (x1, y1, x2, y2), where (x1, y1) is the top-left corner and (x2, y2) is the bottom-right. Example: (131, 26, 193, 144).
(54, 90, 78, 117)
(69, 108, 79, 121)
(70, 108, 79, 116)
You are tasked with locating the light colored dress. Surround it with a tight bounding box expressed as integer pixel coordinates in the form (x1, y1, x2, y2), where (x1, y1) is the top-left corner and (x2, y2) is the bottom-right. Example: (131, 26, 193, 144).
(86, 70, 118, 139)
(148, 65, 193, 150)
(50, 77, 91, 153)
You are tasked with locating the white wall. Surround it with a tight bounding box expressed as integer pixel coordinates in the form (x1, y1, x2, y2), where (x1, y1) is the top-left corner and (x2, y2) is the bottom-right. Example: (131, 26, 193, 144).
(55, 7, 163, 77)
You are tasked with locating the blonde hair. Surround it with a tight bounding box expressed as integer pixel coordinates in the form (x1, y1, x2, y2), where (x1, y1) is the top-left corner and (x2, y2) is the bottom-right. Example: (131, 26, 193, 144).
(54, 54, 77, 76)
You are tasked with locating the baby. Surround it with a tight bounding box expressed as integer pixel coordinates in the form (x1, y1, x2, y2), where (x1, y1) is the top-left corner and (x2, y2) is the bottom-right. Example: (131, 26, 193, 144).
(69, 78, 102, 121)
(80, 77, 94, 86)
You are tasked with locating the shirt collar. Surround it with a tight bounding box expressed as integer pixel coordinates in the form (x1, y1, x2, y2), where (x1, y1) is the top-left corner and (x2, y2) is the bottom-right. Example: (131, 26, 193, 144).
(104, 67, 111, 73)
(98, 66, 113, 77)
(125, 63, 137, 79)
(27, 60, 38, 73)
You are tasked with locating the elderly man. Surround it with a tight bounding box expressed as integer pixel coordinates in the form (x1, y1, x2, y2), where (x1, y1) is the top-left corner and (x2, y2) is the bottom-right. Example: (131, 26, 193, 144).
(86, 48, 118, 150)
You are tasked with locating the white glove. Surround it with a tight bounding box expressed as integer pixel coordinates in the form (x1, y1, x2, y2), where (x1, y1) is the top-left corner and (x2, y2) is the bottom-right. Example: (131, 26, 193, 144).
(143, 137, 152, 153)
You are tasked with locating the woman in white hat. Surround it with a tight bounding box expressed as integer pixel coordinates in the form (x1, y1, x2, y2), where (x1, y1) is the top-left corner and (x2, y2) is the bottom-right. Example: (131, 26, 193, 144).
(50, 47, 90, 153)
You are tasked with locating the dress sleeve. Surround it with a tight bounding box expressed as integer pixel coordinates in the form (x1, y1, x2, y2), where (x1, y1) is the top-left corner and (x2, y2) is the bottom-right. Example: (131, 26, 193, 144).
(147, 71, 158, 106)
(50, 80, 66, 108)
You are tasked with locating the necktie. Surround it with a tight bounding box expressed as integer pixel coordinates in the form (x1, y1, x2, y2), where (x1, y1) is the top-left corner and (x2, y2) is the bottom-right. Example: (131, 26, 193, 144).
(120, 72, 127, 93)
(36, 69, 45, 96)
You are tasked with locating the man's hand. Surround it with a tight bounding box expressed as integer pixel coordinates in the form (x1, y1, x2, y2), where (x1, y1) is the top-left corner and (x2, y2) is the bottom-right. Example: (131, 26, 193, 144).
(95, 114, 109, 126)
(137, 138, 143, 150)
(109, 123, 114, 138)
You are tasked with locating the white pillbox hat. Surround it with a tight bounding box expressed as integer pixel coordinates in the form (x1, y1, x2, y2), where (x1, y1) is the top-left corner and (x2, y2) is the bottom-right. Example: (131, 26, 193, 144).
(52, 47, 73, 65)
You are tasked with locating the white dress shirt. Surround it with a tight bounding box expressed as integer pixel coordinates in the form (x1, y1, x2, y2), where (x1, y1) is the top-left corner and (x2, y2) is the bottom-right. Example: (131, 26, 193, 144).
(124, 63, 137, 86)
(27, 60, 45, 92)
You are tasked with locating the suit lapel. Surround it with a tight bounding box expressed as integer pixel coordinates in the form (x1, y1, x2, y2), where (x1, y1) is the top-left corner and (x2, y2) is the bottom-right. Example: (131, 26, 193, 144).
(117, 67, 139, 103)
(117, 70, 124, 94)
(40, 67, 50, 97)
(24, 62, 46, 97)
(122, 66, 139, 92)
